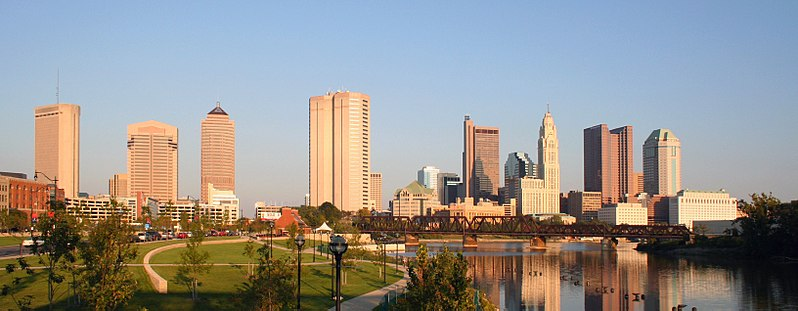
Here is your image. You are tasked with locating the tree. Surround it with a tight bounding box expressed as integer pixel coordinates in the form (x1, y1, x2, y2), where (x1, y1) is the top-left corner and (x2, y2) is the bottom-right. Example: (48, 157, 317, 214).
(175, 220, 211, 301)
(78, 208, 138, 310)
(356, 208, 371, 218)
(33, 200, 82, 310)
(318, 202, 343, 225)
(736, 193, 780, 256)
(243, 240, 257, 277)
(736, 193, 798, 257)
(0, 209, 28, 233)
(395, 245, 493, 310)
(297, 205, 323, 228)
(285, 222, 299, 250)
(234, 243, 296, 310)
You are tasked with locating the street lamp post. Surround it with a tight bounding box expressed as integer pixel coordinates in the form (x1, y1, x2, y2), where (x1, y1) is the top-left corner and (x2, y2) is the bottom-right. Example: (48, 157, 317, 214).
(294, 234, 305, 310)
(268, 221, 275, 259)
(381, 233, 387, 283)
(312, 230, 316, 263)
(329, 235, 348, 311)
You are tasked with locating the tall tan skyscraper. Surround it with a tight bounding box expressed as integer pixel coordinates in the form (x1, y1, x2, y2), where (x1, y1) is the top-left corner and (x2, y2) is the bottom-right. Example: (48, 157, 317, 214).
(201, 102, 235, 203)
(463, 116, 500, 201)
(108, 173, 129, 197)
(643, 129, 681, 196)
(583, 124, 634, 203)
(127, 120, 178, 203)
(369, 172, 382, 211)
(309, 91, 371, 212)
(34, 103, 80, 197)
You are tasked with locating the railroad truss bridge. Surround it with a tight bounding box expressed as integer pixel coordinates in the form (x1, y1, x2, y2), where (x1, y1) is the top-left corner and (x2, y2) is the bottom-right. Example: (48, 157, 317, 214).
(355, 216, 692, 249)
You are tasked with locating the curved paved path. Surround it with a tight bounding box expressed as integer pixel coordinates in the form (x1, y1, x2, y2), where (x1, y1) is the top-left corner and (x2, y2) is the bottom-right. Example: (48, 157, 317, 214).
(143, 237, 250, 293)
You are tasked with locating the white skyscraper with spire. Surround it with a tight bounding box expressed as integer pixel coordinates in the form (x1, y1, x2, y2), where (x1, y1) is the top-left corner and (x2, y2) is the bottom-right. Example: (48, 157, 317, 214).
(517, 110, 561, 215)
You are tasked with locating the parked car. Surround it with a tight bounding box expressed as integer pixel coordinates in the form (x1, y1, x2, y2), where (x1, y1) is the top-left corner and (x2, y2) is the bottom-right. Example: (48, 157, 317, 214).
(163, 231, 174, 240)
(136, 232, 148, 242)
(176, 232, 189, 239)
(147, 231, 162, 241)
(22, 237, 45, 247)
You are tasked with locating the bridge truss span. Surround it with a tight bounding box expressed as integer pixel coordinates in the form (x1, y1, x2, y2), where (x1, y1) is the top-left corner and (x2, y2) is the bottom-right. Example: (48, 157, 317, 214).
(355, 215, 691, 240)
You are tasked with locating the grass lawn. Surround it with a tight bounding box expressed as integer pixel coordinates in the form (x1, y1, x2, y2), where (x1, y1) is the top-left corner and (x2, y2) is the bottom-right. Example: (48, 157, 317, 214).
(132, 236, 241, 263)
(0, 238, 403, 310)
(139, 262, 403, 310)
(0, 236, 25, 247)
(149, 241, 328, 264)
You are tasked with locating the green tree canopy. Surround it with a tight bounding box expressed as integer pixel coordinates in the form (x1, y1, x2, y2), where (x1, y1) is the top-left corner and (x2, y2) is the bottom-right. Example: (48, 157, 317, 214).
(78, 210, 138, 310)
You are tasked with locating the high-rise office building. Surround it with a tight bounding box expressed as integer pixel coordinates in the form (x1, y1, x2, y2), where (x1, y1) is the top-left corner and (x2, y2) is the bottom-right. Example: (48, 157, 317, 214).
(463, 115, 500, 201)
(127, 120, 178, 203)
(517, 111, 560, 215)
(309, 91, 371, 212)
(643, 129, 681, 196)
(417, 166, 439, 191)
(201, 102, 235, 203)
(369, 172, 383, 211)
(583, 124, 634, 203)
(108, 173, 129, 197)
(34, 103, 80, 197)
(437, 173, 461, 205)
(504, 152, 533, 203)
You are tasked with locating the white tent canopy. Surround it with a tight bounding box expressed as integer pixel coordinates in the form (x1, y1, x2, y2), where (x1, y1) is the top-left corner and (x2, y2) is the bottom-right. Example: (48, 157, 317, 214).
(315, 222, 333, 233)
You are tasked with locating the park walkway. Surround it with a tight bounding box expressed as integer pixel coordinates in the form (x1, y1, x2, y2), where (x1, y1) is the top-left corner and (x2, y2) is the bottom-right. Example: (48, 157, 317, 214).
(142, 237, 249, 293)
(328, 266, 409, 311)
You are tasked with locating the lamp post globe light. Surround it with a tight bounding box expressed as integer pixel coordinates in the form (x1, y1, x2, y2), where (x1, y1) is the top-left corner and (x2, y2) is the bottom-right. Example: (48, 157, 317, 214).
(328, 235, 348, 311)
(294, 234, 305, 310)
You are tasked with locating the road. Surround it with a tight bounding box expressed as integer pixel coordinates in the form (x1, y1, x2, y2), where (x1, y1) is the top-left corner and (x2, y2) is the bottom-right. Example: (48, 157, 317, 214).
(0, 245, 34, 258)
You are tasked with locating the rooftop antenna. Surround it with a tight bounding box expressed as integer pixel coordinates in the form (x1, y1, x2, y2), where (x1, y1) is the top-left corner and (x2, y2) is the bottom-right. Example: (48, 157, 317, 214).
(547, 101, 550, 113)
(56, 68, 60, 104)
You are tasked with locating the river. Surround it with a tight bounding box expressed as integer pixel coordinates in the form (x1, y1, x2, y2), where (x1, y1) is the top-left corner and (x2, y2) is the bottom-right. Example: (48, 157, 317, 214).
(404, 241, 798, 310)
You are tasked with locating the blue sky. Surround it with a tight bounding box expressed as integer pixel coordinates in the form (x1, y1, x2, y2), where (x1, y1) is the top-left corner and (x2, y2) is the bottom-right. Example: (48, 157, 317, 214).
(2, 1, 797, 216)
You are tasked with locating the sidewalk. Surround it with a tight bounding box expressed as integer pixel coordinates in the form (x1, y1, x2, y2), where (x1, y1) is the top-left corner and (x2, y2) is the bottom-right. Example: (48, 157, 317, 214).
(328, 267, 409, 311)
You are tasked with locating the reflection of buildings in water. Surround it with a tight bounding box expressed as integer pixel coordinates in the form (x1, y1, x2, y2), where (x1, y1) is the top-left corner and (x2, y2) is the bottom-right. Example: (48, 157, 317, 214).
(647, 256, 683, 310)
(519, 254, 561, 310)
(470, 256, 520, 310)
(471, 254, 562, 311)
(577, 246, 651, 311)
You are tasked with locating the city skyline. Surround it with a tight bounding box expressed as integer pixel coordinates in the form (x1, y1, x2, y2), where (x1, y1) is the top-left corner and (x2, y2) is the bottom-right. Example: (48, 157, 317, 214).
(2, 2, 797, 216)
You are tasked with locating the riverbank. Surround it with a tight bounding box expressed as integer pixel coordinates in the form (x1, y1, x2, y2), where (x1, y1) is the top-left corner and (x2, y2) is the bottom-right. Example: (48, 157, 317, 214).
(634, 236, 752, 258)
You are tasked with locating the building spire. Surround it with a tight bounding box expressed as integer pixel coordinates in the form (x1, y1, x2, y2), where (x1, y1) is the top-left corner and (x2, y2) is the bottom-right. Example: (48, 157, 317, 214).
(56, 68, 60, 104)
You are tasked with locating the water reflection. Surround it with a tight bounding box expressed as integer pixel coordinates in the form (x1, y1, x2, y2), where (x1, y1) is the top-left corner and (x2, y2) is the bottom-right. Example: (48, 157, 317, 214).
(407, 241, 798, 311)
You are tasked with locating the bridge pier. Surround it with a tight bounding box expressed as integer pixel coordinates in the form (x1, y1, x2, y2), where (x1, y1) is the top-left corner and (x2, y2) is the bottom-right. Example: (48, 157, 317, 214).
(601, 237, 618, 250)
(463, 235, 478, 248)
(530, 237, 546, 249)
(405, 234, 419, 246)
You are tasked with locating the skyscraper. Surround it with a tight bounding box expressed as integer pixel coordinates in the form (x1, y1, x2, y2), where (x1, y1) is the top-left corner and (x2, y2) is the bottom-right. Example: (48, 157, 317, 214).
(463, 115, 500, 201)
(504, 152, 533, 203)
(201, 102, 235, 203)
(643, 129, 681, 196)
(437, 172, 461, 205)
(369, 172, 383, 211)
(108, 173, 128, 197)
(517, 111, 560, 215)
(34, 103, 80, 197)
(417, 166, 440, 191)
(583, 124, 634, 203)
(309, 91, 371, 212)
(127, 120, 178, 203)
